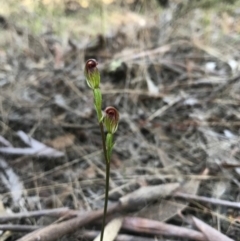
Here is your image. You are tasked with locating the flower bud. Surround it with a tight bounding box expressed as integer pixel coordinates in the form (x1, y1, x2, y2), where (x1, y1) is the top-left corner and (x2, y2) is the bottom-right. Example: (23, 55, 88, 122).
(104, 107, 119, 134)
(84, 59, 100, 89)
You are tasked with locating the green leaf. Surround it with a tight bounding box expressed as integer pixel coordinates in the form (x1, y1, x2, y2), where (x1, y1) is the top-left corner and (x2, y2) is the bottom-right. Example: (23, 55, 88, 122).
(93, 88, 103, 122)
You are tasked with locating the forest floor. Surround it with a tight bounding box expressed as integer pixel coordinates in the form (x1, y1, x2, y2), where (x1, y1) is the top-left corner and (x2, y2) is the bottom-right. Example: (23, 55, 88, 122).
(0, 0, 240, 240)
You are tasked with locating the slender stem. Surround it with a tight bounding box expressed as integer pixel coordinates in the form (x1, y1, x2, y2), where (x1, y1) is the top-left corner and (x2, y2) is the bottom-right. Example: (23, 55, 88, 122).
(99, 122, 110, 241)
(99, 122, 108, 165)
(100, 162, 110, 241)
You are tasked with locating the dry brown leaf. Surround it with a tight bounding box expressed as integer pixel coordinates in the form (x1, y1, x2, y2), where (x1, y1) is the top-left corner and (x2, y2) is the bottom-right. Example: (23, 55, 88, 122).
(93, 217, 123, 241)
(46, 134, 75, 150)
(138, 169, 209, 222)
(190, 216, 234, 241)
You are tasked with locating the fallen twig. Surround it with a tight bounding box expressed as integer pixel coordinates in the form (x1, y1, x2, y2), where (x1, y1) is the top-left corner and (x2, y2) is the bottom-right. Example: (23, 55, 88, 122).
(0, 224, 40, 232)
(0, 207, 71, 223)
(173, 191, 240, 209)
(0, 131, 64, 157)
(122, 216, 206, 241)
(80, 230, 161, 241)
(16, 203, 120, 241)
(14, 182, 238, 241)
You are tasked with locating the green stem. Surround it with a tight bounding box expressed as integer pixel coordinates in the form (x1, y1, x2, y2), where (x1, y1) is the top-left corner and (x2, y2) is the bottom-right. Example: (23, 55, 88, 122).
(99, 122, 108, 168)
(99, 122, 110, 241)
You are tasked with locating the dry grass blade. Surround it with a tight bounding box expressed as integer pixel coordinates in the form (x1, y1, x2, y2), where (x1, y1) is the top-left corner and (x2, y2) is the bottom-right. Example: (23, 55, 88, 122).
(0, 232, 12, 241)
(173, 192, 240, 209)
(147, 96, 182, 121)
(0, 208, 70, 223)
(93, 217, 123, 241)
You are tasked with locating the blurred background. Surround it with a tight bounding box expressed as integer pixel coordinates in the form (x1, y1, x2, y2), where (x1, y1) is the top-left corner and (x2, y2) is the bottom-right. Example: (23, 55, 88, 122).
(0, 0, 240, 240)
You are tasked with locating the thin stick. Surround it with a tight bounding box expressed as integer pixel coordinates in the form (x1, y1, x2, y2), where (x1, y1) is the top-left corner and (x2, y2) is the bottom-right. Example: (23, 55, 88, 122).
(0, 208, 70, 223)
(173, 192, 240, 209)
(0, 224, 40, 232)
(99, 122, 110, 241)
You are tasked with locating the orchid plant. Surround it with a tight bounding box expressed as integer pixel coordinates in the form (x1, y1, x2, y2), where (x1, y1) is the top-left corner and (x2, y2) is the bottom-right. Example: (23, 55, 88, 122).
(84, 59, 119, 241)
